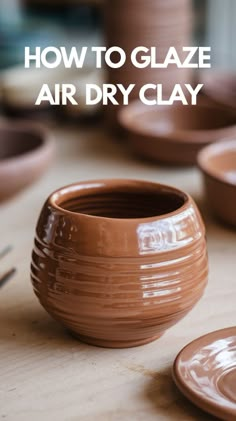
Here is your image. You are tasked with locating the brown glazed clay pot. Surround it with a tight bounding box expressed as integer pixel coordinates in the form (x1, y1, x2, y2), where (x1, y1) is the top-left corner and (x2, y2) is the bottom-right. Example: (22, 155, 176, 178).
(31, 179, 208, 348)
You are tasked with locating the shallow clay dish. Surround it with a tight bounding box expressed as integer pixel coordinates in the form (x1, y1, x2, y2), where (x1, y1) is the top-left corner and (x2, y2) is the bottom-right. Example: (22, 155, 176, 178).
(0, 122, 54, 202)
(198, 139, 236, 227)
(118, 101, 236, 166)
(173, 327, 236, 421)
(31, 179, 208, 348)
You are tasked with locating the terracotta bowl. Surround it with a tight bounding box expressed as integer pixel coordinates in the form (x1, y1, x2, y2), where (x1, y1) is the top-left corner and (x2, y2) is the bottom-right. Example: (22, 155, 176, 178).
(198, 140, 236, 227)
(118, 101, 236, 166)
(0, 122, 54, 202)
(31, 179, 208, 348)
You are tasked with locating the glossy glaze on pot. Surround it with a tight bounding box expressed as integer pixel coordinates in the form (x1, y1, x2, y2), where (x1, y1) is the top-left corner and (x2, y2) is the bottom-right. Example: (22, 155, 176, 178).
(173, 327, 236, 421)
(31, 179, 208, 348)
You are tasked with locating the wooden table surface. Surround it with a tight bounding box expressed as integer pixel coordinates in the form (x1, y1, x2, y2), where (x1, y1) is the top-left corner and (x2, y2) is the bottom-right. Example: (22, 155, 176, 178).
(0, 122, 235, 421)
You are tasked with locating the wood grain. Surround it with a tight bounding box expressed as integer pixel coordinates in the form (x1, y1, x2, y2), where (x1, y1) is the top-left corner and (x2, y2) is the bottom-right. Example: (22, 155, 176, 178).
(0, 123, 233, 420)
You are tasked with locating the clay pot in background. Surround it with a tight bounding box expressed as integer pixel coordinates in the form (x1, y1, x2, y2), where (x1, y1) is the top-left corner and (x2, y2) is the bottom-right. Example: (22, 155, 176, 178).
(104, 0, 193, 128)
(31, 179, 208, 348)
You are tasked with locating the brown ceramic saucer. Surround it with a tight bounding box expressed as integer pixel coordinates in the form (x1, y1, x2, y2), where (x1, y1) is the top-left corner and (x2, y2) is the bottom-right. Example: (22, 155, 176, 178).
(197, 139, 236, 227)
(118, 100, 236, 166)
(173, 327, 236, 421)
(0, 121, 54, 202)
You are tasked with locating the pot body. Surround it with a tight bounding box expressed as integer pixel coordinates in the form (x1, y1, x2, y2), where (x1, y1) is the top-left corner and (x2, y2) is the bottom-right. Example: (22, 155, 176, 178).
(31, 180, 208, 348)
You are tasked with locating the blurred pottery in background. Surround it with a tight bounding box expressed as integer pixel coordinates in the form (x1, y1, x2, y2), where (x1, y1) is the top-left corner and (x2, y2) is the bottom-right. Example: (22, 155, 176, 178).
(0, 65, 103, 120)
(201, 70, 236, 111)
(118, 100, 236, 166)
(198, 139, 236, 227)
(0, 121, 54, 202)
(104, 0, 193, 127)
(64, 69, 104, 119)
(31, 179, 208, 348)
(0, 65, 58, 112)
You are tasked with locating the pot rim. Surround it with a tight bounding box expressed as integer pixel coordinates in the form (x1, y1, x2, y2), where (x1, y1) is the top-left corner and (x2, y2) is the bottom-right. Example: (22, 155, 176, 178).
(48, 178, 191, 223)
